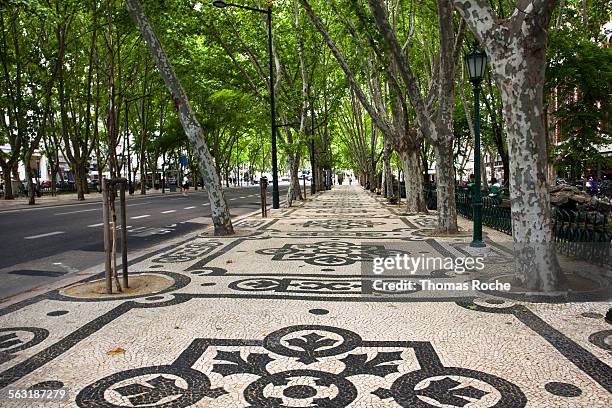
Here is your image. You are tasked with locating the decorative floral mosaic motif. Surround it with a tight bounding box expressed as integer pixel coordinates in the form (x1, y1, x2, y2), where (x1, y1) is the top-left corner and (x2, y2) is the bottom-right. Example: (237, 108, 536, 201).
(76, 325, 527, 407)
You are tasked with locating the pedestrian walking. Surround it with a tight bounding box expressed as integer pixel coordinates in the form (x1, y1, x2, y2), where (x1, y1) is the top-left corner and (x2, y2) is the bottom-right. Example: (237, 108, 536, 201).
(182, 175, 189, 196)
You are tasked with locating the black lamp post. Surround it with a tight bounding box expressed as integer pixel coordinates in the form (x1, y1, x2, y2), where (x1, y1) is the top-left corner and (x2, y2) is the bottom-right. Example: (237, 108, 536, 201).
(465, 41, 487, 248)
(213, 1, 280, 209)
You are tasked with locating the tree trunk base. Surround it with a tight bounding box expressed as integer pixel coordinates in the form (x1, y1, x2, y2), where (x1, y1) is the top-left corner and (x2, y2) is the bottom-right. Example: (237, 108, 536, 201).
(213, 225, 235, 236)
(432, 227, 460, 236)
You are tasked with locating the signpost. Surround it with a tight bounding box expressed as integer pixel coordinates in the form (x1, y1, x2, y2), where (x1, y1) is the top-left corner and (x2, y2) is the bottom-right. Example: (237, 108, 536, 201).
(260, 176, 268, 218)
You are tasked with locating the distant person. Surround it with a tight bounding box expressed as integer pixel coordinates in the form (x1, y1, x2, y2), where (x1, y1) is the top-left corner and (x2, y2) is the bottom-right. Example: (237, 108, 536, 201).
(590, 178, 598, 196)
(349, 177, 352, 185)
(182, 175, 189, 196)
(488, 178, 501, 196)
(466, 174, 476, 195)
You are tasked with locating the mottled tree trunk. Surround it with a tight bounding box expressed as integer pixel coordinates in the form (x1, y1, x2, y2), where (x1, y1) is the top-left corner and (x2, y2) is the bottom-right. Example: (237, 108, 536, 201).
(292, 155, 303, 199)
(2, 164, 14, 200)
(74, 163, 86, 201)
(481, 150, 489, 189)
(82, 163, 89, 194)
(366, 0, 459, 231)
(453, 0, 561, 290)
(24, 152, 35, 205)
(434, 139, 458, 233)
(369, 167, 377, 192)
(497, 62, 561, 291)
(286, 152, 303, 206)
(399, 150, 428, 214)
(140, 143, 147, 194)
(126, 0, 233, 235)
(383, 142, 392, 198)
(317, 168, 324, 192)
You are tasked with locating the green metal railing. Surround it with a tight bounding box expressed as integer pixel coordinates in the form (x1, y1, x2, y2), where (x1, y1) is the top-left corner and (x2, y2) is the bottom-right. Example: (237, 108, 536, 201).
(552, 208, 610, 266)
(424, 187, 611, 267)
(456, 189, 512, 235)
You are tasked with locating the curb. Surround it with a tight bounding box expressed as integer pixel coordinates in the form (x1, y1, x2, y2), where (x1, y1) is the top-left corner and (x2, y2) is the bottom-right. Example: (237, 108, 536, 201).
(0, 185, 268, 213)
(0, 202, 279, 308)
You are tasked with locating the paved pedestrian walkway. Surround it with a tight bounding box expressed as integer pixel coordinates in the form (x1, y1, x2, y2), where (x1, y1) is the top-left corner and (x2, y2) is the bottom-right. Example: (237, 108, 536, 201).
(0, 186, 610, 407)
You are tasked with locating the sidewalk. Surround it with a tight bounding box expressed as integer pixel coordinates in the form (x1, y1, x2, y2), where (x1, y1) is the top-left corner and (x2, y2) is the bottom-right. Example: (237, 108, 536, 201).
(0, 186, 610, 407)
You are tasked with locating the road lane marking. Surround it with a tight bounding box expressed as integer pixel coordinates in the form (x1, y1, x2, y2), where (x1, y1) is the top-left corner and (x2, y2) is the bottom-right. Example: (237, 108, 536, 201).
(0, 190, 212, 214)
(25, 231, 65, 240)
(54, 208, 98, 215)
(184, 206, 196, 210)
(130, 215, 151, 219)
(52, 262, 79, 274)
(87, 223, 104, 227)
(161, 210, 176, 214)
(127, 201, 152, 207)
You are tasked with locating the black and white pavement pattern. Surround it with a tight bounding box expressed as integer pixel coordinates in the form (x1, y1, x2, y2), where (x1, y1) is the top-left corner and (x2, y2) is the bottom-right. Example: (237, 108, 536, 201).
(0, 186, 610, 407)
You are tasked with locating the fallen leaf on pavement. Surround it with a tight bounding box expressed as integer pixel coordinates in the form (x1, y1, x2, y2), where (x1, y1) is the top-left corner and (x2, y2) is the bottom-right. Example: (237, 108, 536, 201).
(106, 347, 126, 356)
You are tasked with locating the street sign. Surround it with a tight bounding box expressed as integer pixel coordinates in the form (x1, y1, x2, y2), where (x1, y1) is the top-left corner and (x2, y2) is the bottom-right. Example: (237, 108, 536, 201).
(180, 156, 188, 166)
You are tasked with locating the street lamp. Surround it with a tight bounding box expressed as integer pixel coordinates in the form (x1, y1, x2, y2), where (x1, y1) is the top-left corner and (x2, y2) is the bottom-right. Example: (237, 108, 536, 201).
(465, 41, 487, 248)
(212, 1, 280, 209)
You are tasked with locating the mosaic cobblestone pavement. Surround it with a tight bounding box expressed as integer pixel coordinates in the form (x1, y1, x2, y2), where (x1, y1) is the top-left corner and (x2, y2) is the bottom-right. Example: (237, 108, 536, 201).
(0, 186, 610, 407)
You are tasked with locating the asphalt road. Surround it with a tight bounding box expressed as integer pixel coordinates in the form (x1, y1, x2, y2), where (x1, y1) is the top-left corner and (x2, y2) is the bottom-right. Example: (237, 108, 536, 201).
(0, 184, 291, 300)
